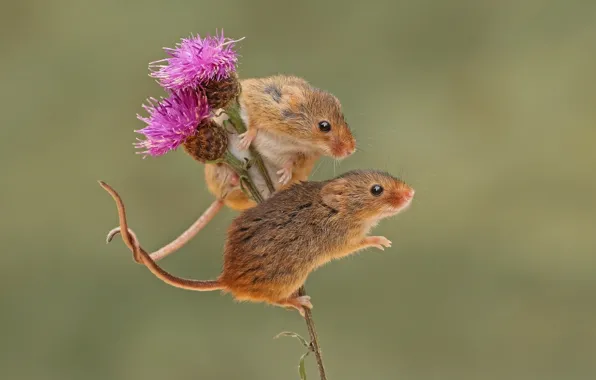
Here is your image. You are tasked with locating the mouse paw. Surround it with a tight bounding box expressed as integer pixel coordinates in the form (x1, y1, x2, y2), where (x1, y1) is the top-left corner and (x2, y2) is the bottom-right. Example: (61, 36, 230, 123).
(276, 167, 293, 185)
(295, 295, 313, 310)
(280, 295, 313, 317)
(238, 129, 257, 150)
(362, 236, 392, 251)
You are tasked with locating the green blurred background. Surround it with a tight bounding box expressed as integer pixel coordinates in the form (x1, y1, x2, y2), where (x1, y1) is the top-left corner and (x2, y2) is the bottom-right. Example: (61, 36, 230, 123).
(1, 0, 595, 379)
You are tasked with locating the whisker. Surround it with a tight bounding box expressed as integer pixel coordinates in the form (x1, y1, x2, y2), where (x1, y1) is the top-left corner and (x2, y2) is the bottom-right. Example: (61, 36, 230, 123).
(311, 160, 325, 177)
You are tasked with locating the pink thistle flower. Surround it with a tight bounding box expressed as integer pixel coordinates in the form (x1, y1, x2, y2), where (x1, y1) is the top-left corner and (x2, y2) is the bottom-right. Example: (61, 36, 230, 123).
(149, 31, 241, 92)
(135, 89, 210, 157)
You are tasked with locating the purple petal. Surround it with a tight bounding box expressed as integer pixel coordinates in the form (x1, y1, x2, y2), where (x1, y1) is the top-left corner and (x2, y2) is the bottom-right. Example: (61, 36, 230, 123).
(134, 89, 210, 157)
(149, 31, 240, 92)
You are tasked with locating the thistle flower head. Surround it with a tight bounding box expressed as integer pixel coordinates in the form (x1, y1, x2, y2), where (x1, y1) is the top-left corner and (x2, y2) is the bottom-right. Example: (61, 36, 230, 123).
(135, 89, 210, 157)
(150, 31, 241, 91)
(183, 119, 229, 163)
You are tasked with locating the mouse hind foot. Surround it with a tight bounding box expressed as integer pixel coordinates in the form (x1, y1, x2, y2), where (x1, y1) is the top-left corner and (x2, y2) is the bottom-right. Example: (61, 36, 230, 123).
(275, 295, 313, 317)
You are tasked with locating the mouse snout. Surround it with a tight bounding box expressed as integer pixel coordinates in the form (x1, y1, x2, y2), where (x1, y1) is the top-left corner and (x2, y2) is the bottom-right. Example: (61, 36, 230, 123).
(335, 146, 354, 158)
(331, 138, 356, 159)
(390, 185, 415, 209)
(403, 187, 415, 200)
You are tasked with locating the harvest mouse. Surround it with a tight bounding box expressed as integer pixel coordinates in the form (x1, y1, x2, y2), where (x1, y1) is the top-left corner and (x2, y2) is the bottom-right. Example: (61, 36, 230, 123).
(100, 170, 415, 316)
(237, 75, 356, 185)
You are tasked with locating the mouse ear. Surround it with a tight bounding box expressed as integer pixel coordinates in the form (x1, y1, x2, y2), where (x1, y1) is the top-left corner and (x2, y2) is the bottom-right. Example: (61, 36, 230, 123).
(320, 179, 348, 210)
(288, 95, 301, 111)
(283, 85, 303, 111)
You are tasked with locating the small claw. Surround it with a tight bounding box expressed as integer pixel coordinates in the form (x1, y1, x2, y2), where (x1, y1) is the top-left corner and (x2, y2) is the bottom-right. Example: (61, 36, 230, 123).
(364, 236, 392, 251)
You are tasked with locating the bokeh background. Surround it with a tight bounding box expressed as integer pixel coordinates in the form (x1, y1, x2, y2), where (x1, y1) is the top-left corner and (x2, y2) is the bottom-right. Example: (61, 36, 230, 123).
(1, 0, 595, 379)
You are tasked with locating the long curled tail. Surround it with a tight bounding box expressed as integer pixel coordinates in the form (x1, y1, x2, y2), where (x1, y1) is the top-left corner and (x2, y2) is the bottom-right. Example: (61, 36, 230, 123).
(98, 181, 225, 292)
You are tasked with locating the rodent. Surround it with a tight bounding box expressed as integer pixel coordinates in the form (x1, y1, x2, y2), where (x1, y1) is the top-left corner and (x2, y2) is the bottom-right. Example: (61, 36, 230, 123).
(236, 74, 356, 185)
(100, 169, 415, 315)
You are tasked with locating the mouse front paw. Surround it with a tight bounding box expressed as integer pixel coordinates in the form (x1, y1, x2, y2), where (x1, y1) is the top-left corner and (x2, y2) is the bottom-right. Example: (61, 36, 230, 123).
(362, 236, 392, 251)
(237, 129, 257, 150)
(276, 159, 295, 185)
(276, 167, 293, 185)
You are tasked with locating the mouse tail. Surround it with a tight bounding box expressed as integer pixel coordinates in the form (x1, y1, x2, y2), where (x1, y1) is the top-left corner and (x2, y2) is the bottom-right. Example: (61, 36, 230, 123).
(106, 199, 224, 262)
(135, 246, 225, 291)
(99, 181, 226, 292)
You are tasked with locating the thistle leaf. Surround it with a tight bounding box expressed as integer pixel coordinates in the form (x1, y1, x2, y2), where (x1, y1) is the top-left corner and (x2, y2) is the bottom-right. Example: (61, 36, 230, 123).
(274, 331, 310, 348)
(298, 351, 310, 380)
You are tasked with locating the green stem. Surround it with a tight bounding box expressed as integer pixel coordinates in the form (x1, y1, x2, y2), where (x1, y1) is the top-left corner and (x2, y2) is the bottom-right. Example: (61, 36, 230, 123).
(220, 150, 264, 204)
(224, 101, 277, 194)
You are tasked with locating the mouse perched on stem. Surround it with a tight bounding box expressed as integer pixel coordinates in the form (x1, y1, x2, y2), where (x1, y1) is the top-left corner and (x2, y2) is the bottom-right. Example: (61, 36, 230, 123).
(237, 75, 355, 185)
(100, 170, 414, 316)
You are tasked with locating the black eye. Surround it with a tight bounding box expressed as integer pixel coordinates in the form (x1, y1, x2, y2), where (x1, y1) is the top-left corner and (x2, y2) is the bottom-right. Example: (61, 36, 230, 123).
(370, 184, 383, 196)
(318, 120, 331, 132)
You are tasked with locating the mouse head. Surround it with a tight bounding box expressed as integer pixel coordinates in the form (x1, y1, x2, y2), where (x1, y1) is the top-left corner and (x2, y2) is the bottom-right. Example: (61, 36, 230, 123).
(283, 88, 356, 159)
(320, 170, 414, 223)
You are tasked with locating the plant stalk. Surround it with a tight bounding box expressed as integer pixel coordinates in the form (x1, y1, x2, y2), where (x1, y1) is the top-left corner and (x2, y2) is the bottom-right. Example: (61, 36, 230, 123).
(221, 150, 263, 203)
(298, 287, 327, 380)
(225, 101, 277, 195)
(225, 99, 328, 380)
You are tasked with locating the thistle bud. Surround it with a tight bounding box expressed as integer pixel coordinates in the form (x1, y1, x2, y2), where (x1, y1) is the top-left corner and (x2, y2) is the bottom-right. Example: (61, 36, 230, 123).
(183, 120, 229, 163)
(202, 73, 241, 109)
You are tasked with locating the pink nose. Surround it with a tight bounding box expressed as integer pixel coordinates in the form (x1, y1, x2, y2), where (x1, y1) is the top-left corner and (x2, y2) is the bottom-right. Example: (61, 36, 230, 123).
(404, 188, 415, 199)
(343, 143, 356, 157)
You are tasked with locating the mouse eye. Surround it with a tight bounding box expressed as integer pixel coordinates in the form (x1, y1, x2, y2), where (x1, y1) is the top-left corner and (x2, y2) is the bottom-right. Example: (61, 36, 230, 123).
(318, 120, 331, 132)
(370, 184, 384, 196)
